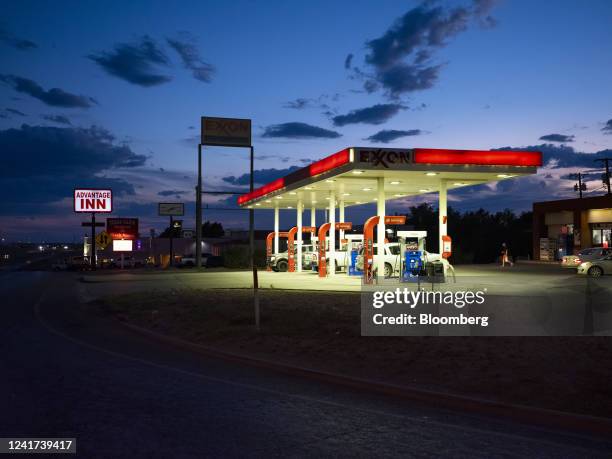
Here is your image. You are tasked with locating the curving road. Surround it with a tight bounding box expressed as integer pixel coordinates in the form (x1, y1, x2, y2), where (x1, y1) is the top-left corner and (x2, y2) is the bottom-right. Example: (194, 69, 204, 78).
(1, 271, 610, 458)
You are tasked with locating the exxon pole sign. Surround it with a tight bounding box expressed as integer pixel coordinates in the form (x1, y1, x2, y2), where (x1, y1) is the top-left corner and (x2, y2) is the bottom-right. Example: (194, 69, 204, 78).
(74, 189, 113, 213)
(201, 117, 251, 147)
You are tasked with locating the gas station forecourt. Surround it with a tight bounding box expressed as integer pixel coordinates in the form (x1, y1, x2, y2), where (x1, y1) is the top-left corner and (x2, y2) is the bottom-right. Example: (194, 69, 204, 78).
(238, 146, 542, 282)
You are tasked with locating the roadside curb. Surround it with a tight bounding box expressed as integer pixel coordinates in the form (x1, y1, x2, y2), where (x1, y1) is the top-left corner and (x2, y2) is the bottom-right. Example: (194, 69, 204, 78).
(117, 319, 612, 437)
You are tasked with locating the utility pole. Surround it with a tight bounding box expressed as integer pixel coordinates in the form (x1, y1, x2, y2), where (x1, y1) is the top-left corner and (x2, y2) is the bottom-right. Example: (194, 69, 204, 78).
(196, 144, 202, 268)
(595, 158, 612, 195)
(573, 172, 586, 198)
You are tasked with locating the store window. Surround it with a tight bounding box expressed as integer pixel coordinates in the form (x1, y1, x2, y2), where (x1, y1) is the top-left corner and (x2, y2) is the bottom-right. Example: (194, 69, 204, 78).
(591, 225, 612, 247)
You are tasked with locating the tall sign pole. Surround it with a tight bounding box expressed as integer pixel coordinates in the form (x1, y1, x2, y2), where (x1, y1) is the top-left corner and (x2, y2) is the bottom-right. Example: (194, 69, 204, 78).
(91, 212, 96, 269)
(169, 215, 174, 267)
(74, 189, 113, 270)
(200, 116, 256, 327)
(196, 144, 203, 268)
(249, 145, 254, 268)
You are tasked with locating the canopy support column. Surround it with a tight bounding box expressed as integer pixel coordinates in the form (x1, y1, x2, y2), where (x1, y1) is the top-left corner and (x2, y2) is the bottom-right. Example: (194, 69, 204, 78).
(439, 179, 447, 254)
(274, 204, 279, 255)
(377, 177, 385, 281)
(339, 198, 345, 244)
(297, 200, 303, 272)
(329, 191, 336, 276)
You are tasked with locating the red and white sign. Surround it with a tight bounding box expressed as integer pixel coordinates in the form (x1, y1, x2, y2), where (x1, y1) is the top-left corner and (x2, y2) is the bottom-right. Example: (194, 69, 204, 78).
(74, 189, 113, 213)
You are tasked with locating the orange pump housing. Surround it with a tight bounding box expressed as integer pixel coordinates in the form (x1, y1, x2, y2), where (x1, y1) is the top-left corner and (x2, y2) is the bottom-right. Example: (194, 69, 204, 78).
(362, 215, 406, 284)
(265, 231, 289, 271)
(287, 226, 316, 272)
(317, 222, 353, 277)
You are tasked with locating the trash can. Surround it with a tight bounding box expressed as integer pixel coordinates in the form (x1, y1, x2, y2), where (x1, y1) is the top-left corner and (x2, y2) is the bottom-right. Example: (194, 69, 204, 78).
(424, 261, 445, 283)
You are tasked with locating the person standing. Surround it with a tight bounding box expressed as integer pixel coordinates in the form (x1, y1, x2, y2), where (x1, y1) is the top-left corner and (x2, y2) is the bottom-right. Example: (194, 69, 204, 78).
(501, 242, 513, 267)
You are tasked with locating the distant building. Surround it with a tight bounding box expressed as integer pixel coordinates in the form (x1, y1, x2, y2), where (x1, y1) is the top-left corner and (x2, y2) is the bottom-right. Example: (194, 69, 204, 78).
(533, 195, 612, 260)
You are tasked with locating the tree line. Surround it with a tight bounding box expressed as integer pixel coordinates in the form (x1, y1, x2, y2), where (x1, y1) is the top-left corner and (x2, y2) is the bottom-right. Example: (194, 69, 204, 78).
(403, 203, 532, 264)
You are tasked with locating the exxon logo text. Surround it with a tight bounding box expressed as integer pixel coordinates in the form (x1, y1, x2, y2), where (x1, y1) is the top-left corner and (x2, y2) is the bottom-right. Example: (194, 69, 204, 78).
(358, 149, 414, 168)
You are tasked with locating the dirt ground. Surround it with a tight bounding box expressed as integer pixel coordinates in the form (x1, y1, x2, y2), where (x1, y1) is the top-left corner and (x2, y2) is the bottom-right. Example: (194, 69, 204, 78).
(93, 288, 612, 418)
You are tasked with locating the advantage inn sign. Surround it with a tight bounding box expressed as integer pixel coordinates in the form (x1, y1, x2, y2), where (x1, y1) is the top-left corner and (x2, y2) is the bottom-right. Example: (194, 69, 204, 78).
(201, 116, 251, 147)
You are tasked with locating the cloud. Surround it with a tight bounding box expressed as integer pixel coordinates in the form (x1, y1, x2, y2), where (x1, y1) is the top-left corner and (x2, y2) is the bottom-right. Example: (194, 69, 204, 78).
(0, 124, 147, 215)
(257, 154, 293, 162)
(6, 108, 26, 116)
(539, 134, 574, 143)
(41, 114, 72, 125)
(0, 75, 95, 108)
(167, 33, 215, 83)
(283, 94, 341, 112)
(344, 53, 353, 69)
(0, 27, 37, 50)
(158, 189, 187, 197)
(223, 166, 300, 186)
(89, 36, 172, 87)
(283, 98, 311, 110)
(602, 119, 612, 135)
(332, 103, 405, 126)
(365, 129, 424, 143)
(350, 1, 498, 98)
(261, 122, 341, 139)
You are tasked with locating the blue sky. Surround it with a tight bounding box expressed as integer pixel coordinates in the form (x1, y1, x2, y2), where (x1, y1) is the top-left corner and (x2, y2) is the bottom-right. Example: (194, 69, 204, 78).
(1, 0, 612, 241)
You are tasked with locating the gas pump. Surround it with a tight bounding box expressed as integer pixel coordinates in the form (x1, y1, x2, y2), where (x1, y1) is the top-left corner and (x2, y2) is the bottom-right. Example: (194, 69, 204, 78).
(397, 231, 427, 281)
(345, 234, 364, 276)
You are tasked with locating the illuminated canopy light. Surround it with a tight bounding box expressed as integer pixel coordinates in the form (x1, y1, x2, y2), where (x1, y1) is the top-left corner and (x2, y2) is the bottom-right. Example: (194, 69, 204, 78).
(237, 146, 541, 206)
(390, 181, 401, 185)
(362, 187, 372, 191)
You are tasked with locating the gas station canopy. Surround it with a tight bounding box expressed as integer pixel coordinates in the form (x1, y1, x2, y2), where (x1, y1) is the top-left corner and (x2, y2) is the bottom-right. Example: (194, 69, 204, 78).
(237, 147, 542, 209)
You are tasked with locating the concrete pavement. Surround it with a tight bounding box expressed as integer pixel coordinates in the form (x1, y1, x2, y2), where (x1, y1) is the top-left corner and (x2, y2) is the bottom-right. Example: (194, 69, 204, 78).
(2, 270, 611, 457)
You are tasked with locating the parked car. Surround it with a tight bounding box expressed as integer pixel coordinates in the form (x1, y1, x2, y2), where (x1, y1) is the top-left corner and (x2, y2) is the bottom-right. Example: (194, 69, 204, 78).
(561, 247, 612, 268)
(179, 253, 223, 268)
(52, 256, 88, 271)
(270, 244, 315, 272)
(576, 253, 612, 277)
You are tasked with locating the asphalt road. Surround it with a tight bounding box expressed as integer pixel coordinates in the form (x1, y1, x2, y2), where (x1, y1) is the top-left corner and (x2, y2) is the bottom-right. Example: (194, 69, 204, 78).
(1, 271, 611, 458)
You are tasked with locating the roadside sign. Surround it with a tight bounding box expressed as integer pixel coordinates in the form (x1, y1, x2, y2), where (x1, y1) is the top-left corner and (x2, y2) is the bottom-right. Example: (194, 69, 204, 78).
(201, 117, 251, 147)
(96, 231, 111, 249)
(112, 239, 133, 252)
(158, 202, 184, 216)
(74, 189, 112, 213)
(107, 218, 139, 239)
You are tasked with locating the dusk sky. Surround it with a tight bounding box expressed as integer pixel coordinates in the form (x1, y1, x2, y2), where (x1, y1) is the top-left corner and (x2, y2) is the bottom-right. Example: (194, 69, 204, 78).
(2, 0, 612, 241)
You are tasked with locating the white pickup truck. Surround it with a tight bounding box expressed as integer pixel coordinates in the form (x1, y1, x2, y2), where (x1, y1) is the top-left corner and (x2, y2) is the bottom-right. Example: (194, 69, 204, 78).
(356, 243, 442, 277)
(270, 244, 315, 271)
(305, 249, 353, 272)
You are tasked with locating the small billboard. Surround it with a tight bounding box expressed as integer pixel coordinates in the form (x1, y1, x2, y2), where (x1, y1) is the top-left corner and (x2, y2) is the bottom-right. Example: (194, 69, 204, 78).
(158, 202, 184, 216)
(74, 189, 112, 213)
(201, 117, 251, 147)
(112, 239, 133, 252)
(107, 218, 139, 239)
